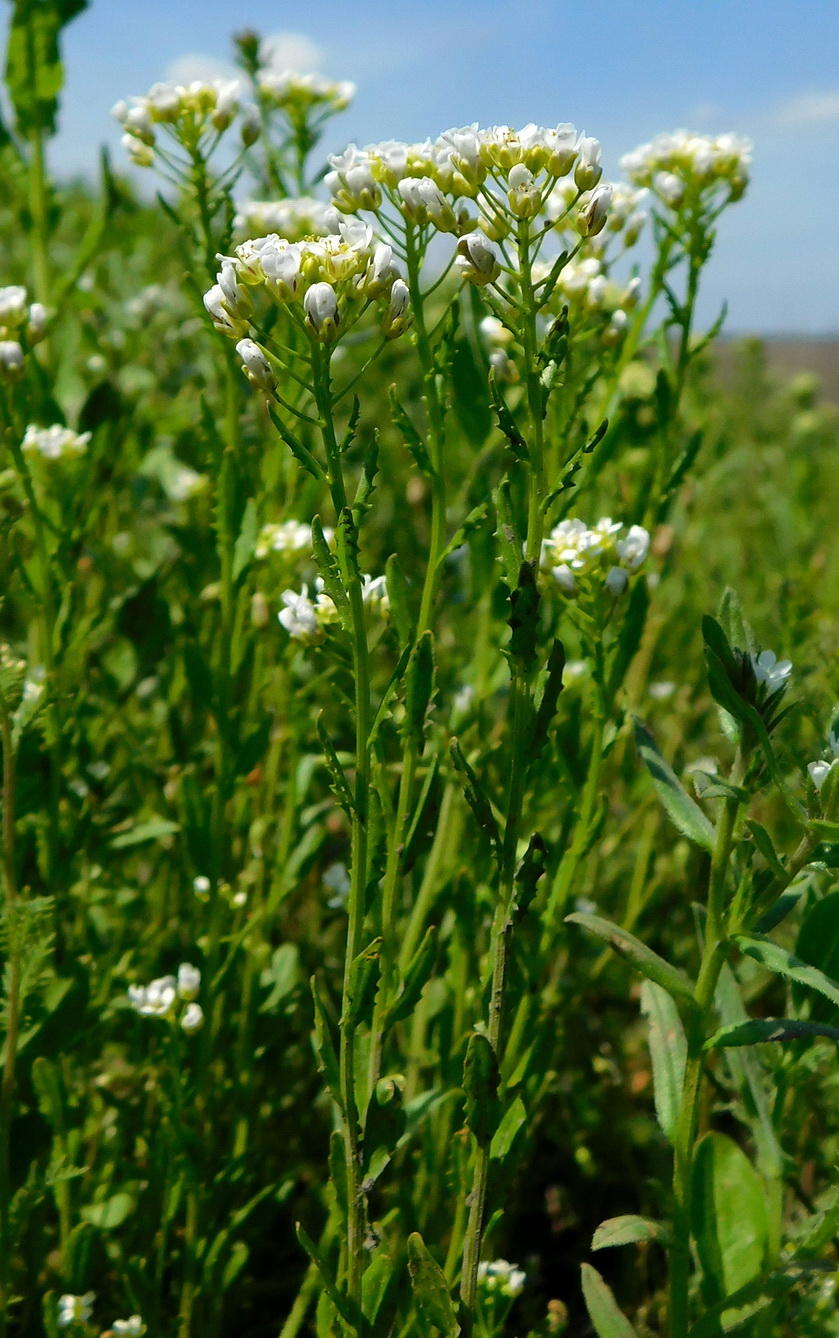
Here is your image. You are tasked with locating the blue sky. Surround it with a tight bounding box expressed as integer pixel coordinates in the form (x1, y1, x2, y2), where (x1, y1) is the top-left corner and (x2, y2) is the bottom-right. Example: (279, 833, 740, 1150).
(28, 0, 839, 332)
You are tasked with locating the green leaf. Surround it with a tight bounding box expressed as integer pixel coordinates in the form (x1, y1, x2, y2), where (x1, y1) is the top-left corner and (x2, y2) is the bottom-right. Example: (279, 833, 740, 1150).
(687, 1265, 829, 1338)
(388, 925, 437, 1025)
(451, 338, 492, 445)
(532, 639, 566, 760)
(735, 934, 839, 1011)
(714, 964, 783, 1179)
(362, 1076, 406, 1187)
(316, 715, 355, 819)
(232, 499, 258, 583)
(436, 501, 489, 567)
(692, 771, 749, 804)
(705, 1018, 839, 1049)
(6, 0, 88, 136)
(296, 1222, 357, 1328)
(640, 980, 687, 1143)
(490, 1094, 527, 1160)
(362, 1248, 397, 1326)
(260, 944, 301, 1013)
(389, 386, 434, 477)
(691, 1132, 769, 1313)
(592, 1215, 673, 1251)
(342, 938, 381, 1028)
(352, 431, 379, 526)
(449, 738, 500, 854)
(580, 1263, 638, 1338)
(794, 890, 839, 1024)
(634, 719, 716, 853)
(463, 1032, 500, 1147)
(268, 406, 325, 480)
(565, 912, 696, 1005)
(311, 516, 351, 631)
(310, 977, 342, 1109)
(488, 366, 528, 460)
(744, 820, 786, 878)
(110, 817, 179, 849)
(384, 553, 414, 649)
(403, 632, 435, 754)
(80, 1192, 135, 1230)
(406, 1232, 459, 1337)
(506, 562, 540, 676)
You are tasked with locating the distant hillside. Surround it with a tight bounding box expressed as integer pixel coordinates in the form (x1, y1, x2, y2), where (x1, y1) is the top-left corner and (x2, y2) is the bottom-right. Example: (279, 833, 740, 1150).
(714, 337, 839, 403)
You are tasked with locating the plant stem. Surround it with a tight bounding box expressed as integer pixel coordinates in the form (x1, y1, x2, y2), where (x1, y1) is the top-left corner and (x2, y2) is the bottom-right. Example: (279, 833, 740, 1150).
(669, 793, 739, 1337)
(314, 347, 372, 1323)
(29, 130, 51, 307)
(0, 712, 18, 1338)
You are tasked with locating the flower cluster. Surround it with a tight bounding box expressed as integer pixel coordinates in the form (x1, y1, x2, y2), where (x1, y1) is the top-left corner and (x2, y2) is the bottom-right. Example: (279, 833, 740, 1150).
(234, 197, 339, 242)
(256, 520, 321, 560)
(112, 79, 247, 166)
(279, 575, 388, 643)
(58, 1293, 95, 1328)
(111, 1318, 145, 1336)
(621, 131, 752, 206)
(256, 71, 354, 115)
(477, 1259, 526, 1298)
(128, 963, 203, 1033)
(23, 423, 91, 461)
(0, 285, 46, 379)
(479, 315, 519, 383)
(540, 256, 640, 342)
(547, 179, 647, 250)
(542, 517, 650, 597)
(205, 218, 411, 348)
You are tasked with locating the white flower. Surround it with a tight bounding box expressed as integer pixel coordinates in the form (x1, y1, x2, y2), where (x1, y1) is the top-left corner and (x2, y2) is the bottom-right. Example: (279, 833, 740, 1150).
(382, 278, 411, 338)
(654, 170, 685, 206)
(507, 163, 540, 218)
(477, 1259, 526, 1298)
(750, 650, 792, 696)
(361, 574, 389, 608)
(211, 78, 240, 130)
(22, 424, 91, 460)
(303, 282, 340, 340)
(236, 338, 276, 393)
(193, 875, 211, 898)
(177, 963, 201, 1001)
(57, 1293, 95, 1327)
(128, 975, 177, 1018)
(616, 524, 650, 569)
(605, 566, 629, 595)
(552, 564, 578, 595)
(112, 1318, 144, 1336)
(0, 340, 24, 378)
(233, 197, 337, 242)
(809, 759, 837, 792)
(455, 233, 501, 287)
(181, 1002, 204, 1034)
(577, 183, 613, 237)
(480, 315, 513, 348)
(0, 286, 29, 328)
(256, 521, 313, 559)
(279, 587, 322, 642)
(26, 302, 47, 343)
(575, 135, 602, 190)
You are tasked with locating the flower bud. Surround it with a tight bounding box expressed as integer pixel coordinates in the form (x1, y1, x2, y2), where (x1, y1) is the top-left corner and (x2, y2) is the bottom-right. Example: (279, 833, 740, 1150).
(507, 163, 540, 219)
(251, 591, 270, 629)
(365, 242, 400, 298)
(211, 79, 240, 131)
(236, 338, 276, 392)
(455, 232, 501, 287)
(304, 282, 340, 341)
(552, 564, 578, 595)
(0, 341, 24, 379)
(181, 1002, 204, 1034)
(654, 171, 684, 206)
(121, 134, 154, 168)
(382, 278, 411, 338)
(240, 103, 261, 147)
(577, 184, 613, 237)
(26, 303, 47, 344)
(574, 136, 602, 191)
(177, 962, 201, 1001)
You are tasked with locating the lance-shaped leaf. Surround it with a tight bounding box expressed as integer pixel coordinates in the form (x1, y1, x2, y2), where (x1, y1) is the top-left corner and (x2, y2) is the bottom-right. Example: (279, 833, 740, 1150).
(691, 1132, 769, 1314)
(735, 935, 839, 1010)
(310, 977, 342, 1109)
(352, 431, 379, 526)
(566, 911, 696, 1005)
(687, 1265, 829, 1338)
(362, 1248, 397, 1327)
(705, 1018, 839, 1049)
(339, 394, 361, 453)
(580, 1264, 639, 1338)
(606, 579, 649, 703)
(268, 406, 325, 481)
(367, 642, 413, 751)
(6, 0, 88, 136)
(592, 1216, 673, 1251)
(335, 506, 361, 591)
(488, 365, 528, 460)
(406, 1233, 459, 1336)
(634, 718, 716, 853)
(437, 500, 489, 567)
(506, 562, 540, 676)
(490, 1094, 527, 1161)
(311, 516, 350, 630)
(389, 386, 434, 476)
(232, 499, 258, 583)
(744, 820, 787, 878)
(543, 419, 608, 510)
(795, 890, 839, 1023)
(494, 480, 524, 587)
(342, 938, 382, 1028)
(532, 639, 566, 760)
(384, 553, 414, 650)
(295, 1223, 358, 1328)
(362, 1076, 406, 1188)
(388, 925, 438, 1025)
(450, 738, 500, 854)
(640, 981, 687, 1144)
(402, 631, 435, 755)
(515, 833, 548, 914)
(316, 716, 355, 819)
(463, 1032, 501, 1147)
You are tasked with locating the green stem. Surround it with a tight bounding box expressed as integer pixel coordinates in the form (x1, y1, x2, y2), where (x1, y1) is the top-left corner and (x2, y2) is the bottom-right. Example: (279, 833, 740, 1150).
(0, 713, 18, 1338)
(314, 346, 372, 1324)
(669, 793, 739, 1338)
(29, 129, 50, 307)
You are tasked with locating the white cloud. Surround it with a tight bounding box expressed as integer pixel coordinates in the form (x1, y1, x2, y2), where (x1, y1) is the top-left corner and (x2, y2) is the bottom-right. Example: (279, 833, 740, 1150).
(260, 32, 326, 75)
(774, 90, 839, 128)
(165, 53, 237, 86)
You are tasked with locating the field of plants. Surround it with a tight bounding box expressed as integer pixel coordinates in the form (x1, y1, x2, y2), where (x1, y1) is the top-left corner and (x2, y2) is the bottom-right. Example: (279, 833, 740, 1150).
(1, 6, 839, 1338)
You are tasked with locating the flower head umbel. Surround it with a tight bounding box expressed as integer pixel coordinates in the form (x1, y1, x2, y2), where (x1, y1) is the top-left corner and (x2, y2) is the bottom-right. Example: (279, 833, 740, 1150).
(111, 1318, 145, 1336)
(57, 1293, 95, 1327)
(621, 131, 752, 206)
(0, 285, 47, 379)
(23, 424, 90, 461)
(234, 198, 339, 242)
(808, 714, 839, 793)
(113, 79, 245, 166)
(477, 1259, 526, 1298)
(542, 517, 649, 598)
